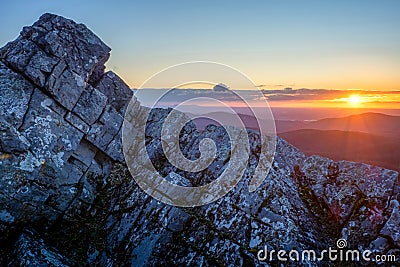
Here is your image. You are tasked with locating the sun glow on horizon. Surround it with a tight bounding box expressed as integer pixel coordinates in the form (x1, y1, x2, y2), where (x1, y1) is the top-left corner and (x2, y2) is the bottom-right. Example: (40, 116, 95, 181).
(348, 95, 362, 106)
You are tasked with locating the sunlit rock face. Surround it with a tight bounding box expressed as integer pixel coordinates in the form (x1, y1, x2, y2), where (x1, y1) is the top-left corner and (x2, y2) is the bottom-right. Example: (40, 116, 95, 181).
(0, 14, 399, 266)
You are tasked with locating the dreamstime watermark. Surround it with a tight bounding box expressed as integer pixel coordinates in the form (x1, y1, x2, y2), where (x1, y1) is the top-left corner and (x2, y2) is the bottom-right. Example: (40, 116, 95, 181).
(122, 62, 276, 207)
(257, 239, 398, 263)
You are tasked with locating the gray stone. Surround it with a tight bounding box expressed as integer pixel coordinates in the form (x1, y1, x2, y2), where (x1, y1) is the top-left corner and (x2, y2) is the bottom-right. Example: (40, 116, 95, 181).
(86, 105, 123, 151)
(72, 85, 107, 125)
(21, 13, 111, 73)
(95, 71, 133, 114)
(19, 88, 84, 167)
(0, 38, 39, 73)
(0, 14, 129, 245)
(105, 128, 124, 162)
(70, 140, 98, 168)
(46, 65, 85, 110)
(380, 200, 400, 247)
(0, 61, 34, 128)
(0, 119, 29, 153)
(368, 237, 390, 253)
(65, 112, 90, 133)
(1, 13, 111, 111)
(25, 50, 58, 87)
(10, 229, 72, 267)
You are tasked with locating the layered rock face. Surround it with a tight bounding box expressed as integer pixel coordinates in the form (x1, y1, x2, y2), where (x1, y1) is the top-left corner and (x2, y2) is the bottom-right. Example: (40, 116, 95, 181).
(0, 14, 399, 266)
(0, 13, 133, 236)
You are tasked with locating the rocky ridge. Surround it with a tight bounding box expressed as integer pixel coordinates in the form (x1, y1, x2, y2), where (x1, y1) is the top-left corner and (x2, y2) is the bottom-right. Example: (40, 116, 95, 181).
(0, 14, 399, 266)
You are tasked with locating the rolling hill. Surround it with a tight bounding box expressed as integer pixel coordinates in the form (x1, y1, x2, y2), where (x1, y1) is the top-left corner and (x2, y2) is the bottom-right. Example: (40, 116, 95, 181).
(192, 112, 400, 171)
(276, 112, 400, 137)
(280, 129, 400, 171)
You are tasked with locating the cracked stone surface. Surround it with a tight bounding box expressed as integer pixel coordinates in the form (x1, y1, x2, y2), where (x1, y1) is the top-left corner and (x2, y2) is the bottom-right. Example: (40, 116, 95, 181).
(0, 13, 132, 241)
(0, 13, 399, 267)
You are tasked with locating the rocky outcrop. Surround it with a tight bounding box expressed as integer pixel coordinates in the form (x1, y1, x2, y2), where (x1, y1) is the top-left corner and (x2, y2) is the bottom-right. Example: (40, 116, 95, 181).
(0, 13, 133, 237)
(0, 13, 399, 266)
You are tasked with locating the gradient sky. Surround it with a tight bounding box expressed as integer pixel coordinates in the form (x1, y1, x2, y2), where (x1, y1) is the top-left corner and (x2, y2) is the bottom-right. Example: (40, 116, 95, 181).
(1, 0, 400, 91)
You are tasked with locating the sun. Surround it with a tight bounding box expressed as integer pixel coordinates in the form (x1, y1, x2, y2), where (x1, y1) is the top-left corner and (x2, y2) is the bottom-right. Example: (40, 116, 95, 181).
(348, 94, 361, 105)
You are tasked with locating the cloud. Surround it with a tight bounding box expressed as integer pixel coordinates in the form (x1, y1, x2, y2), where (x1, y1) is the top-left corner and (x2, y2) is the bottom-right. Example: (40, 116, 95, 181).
(135, 88, 400, 107)
(262, 89, 400, 103)
(256, 83, 296, 88)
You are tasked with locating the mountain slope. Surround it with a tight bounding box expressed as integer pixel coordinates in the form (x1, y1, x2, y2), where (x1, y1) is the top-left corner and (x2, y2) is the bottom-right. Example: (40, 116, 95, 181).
(280, 129, 400, 171)
(277, 112, 400, 137)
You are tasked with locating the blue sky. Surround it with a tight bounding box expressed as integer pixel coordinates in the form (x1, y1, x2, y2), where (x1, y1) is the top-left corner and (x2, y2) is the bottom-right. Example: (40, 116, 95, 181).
(1, 0, 400, 90)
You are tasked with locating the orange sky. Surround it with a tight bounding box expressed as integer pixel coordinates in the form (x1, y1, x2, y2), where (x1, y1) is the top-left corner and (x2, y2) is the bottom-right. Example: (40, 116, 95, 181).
(265, 92, 400, 109)
(136, 88, 400, 110)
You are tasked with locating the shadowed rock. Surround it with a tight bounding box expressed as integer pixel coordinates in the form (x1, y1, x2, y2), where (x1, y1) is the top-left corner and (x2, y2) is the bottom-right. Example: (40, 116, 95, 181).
(9, 229, 72, 267)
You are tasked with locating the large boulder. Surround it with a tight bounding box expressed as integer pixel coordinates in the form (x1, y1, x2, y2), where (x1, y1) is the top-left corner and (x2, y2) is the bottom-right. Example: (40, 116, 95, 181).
(0, 13, 134, 237)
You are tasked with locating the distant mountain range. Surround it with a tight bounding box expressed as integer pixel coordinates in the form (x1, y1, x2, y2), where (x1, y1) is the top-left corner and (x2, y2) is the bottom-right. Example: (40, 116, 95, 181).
(192, 112, 400, 171)
(276, 112, 400, 138)
(278, 113, 400, 171)
(280, 129, 399, 171)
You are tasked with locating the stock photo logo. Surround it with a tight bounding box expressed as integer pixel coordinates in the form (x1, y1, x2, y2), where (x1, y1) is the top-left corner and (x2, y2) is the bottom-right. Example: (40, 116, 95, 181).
(122, 62, 276, 207)
(257, 238, 398, 263)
